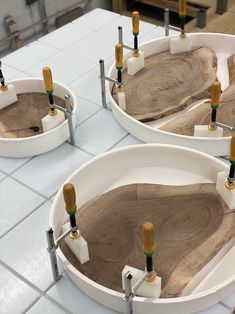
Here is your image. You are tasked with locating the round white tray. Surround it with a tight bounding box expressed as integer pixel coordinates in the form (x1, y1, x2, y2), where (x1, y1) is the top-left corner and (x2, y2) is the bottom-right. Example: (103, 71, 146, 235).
(107, 33, 235, 157)
(50, 144, 235, 314)
(0, 78, 77, 157)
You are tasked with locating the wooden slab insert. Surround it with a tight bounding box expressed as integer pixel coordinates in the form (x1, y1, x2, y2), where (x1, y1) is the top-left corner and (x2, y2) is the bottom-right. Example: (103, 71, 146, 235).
(161, 54, 235, 136)
(112, 47, 217, 122)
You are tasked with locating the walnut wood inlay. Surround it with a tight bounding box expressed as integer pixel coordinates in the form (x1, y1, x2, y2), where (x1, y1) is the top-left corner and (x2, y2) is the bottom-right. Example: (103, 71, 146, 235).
(112, 47, 217, 122)
(0, 92, 65, 138)
(161, 54, 235, 136)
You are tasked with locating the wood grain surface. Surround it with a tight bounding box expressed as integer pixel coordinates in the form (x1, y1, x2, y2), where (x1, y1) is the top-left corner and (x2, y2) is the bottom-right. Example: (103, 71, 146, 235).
(60, 183, 235, 298)
(161, 54, 235, 136)
(0, 93, 65, 138)
(112, 47, 217, 122)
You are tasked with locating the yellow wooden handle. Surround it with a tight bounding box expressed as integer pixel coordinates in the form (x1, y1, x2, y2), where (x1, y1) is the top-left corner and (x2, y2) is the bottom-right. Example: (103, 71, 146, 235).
(142, 222, 155, 255)
(42, 67, 53, 93)
(115, 43, 123, 70)
(211, 80, 221, 107)
(63, 183, 77, 215)
(132, 11, 140, 35)
(230, 135, 235, 162)
(179, 0, 187, 16)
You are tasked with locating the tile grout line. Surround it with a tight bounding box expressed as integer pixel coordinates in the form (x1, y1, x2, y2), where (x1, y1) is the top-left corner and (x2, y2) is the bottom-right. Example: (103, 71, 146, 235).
(0, 198, 48, 239)
(76, 95, 103, 108)
(0, 259, 72, 314)
(10, 156, 35, 175)
(0, 156, 34, 176)
(3, 44, 60, 72)
(9, 174, 56, 200)
(20, 296, 41, 314)
(0, 259, 45, 294)
(107, 133, 130, 151)
(38, 26, 96, 51)
(219, 301, 235, 311)
(76, 107, 103, 127)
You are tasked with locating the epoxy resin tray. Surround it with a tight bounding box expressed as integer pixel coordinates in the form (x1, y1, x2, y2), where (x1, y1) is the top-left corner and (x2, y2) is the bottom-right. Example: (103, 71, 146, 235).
(107, 33, 235, 157)
(50, 144, 235, 314)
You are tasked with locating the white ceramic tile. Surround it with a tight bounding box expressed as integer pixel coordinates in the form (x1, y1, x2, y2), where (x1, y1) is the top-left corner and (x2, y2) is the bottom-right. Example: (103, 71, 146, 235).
(12, 143, 92, 198)
(1, 63, 23, 80)
(0, 172, 5, 181)
(69, 65, 103, 106)
(0, 202, 56, 290)
(98, 15, 155, 44)
(2, 41, 58, 71)
(75, 97, 101, 126)
(38, 23, 92, 50)
(139, 26, 178, 44)
(64, 31, 117, 63)
(0, 156, 30, 174)
(195, 303, 231, 314)
(112, 134, 143, 149)
(75, 109, 127, 155)
(48, 272, 118, 314)
(14, 72, 34, 79)
(72, 8, 120, 30)
(27, 297, 65, 314)
(0, 177, 45, 236)
(222, 290, 235, 309)
(68, 57, 114, 107)
(25, 50, 95, 85)
(0, 264, 39, 314)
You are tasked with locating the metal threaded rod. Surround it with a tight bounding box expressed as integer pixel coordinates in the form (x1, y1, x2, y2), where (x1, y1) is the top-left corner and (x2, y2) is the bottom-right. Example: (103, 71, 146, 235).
(134, 36, 138, 51)
(48, 93, 55, 111)
(146, 255, 153, 273)
(117, 70, 122, 84)
(211, 108, 217, 123)
(180, 16, 185, 33)
(229, 164, 235, 181)
(46, 228, 60, 282)
(0, 68, 5, 87)
(70, 214, 77, 229)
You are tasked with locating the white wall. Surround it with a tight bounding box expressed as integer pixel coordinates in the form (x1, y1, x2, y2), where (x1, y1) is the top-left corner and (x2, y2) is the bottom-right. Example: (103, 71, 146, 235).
(0, 0, 111, 54)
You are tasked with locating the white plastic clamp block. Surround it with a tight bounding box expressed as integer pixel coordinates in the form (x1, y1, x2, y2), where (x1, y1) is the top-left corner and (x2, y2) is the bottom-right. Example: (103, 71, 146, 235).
(117, 90, 126, 110)
(62, 222, 89, 264)
(0, 84, 18, 109)
(194, 125, 223, 137)
(41, 110, 65, 133)
(122, 265, 161, 298)
(170, 35, 191, 54)
(216, 170, 235, 210)
(127, 51, 145, 76)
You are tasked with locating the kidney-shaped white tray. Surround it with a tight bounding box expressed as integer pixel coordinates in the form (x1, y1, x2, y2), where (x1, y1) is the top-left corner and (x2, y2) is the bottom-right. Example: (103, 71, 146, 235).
(0, 78, 77, 157)
(50, 144, 235, 314)
(107, 33, 235, 157)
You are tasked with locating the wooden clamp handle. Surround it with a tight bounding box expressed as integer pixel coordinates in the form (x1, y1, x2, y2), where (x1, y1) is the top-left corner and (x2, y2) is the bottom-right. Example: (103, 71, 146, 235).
(115, 43, 123, 70)
(142, 222, 155, 255)
(132, 11, 140, 35)
(211, 80, 221, 107)
(179, 0, 187, 17)
(230, 134, 235, 163)
(42, 67, 53, 93)
(63, 183, 77, 215)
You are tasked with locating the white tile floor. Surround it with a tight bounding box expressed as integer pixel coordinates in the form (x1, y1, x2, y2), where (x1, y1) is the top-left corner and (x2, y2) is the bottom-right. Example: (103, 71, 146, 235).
(0, 8, 234, 314)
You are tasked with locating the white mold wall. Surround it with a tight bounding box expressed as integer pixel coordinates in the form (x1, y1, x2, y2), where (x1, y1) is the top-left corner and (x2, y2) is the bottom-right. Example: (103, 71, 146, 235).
(0, 0, 111, 56)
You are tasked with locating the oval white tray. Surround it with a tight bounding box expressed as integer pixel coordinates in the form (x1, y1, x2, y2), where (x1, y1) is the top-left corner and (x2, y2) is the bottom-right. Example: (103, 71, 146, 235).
(50, 144, 235, 314)
(106, 33, 235, 157)
(0, 78, 77, 157)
